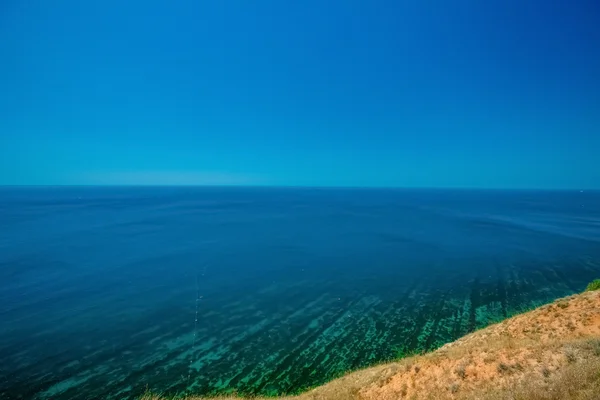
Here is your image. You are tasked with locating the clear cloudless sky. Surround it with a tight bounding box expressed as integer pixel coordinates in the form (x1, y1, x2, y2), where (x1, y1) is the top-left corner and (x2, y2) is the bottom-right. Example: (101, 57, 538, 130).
(1, 0, 599, 188)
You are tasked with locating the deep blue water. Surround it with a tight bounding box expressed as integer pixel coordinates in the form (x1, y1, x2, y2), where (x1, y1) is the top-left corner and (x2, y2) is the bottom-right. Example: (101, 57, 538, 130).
(1, 187, 600, 399)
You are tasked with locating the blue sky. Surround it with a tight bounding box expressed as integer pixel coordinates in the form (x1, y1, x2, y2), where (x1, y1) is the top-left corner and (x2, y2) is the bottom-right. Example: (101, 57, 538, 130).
(1, 0, 599, 188)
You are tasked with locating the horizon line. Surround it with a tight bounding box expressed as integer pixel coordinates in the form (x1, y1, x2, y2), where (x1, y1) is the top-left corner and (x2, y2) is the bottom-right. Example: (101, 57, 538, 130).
(0, 184, 597, 191)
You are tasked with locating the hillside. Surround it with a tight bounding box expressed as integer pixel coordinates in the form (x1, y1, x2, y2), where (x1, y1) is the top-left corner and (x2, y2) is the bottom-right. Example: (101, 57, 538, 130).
(143, 289, 600, 400)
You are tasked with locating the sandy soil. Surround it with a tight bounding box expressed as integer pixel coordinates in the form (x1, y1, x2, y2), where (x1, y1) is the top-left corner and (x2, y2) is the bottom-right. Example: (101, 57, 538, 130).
(359, 290, 600, 400)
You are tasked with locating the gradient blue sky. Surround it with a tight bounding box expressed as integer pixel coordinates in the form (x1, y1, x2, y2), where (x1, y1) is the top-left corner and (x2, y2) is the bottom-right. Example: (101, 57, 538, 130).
(1, 0, 599, 188)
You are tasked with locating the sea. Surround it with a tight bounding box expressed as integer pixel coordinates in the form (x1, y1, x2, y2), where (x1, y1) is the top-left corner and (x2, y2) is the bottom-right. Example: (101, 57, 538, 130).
(1, 187, 599, 399)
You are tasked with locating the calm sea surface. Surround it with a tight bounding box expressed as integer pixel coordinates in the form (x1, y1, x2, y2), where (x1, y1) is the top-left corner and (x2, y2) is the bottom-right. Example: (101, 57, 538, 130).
(1, 187, 600, 399)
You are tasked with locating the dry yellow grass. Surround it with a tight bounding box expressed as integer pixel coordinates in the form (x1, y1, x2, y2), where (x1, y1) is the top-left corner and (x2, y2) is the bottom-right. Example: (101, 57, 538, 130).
(142, 290, 600, 400)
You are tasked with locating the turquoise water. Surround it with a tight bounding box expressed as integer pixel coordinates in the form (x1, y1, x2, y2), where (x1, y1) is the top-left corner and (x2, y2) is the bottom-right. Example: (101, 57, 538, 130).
(1, 187, 600, 399)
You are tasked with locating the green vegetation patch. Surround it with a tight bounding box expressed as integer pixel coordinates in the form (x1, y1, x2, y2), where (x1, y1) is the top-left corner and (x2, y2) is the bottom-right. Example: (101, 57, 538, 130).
(585, 279, 600, 292)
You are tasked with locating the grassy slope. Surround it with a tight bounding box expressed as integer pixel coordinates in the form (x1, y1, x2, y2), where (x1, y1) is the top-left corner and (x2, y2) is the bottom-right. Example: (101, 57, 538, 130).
(143, 290, 600, 400)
